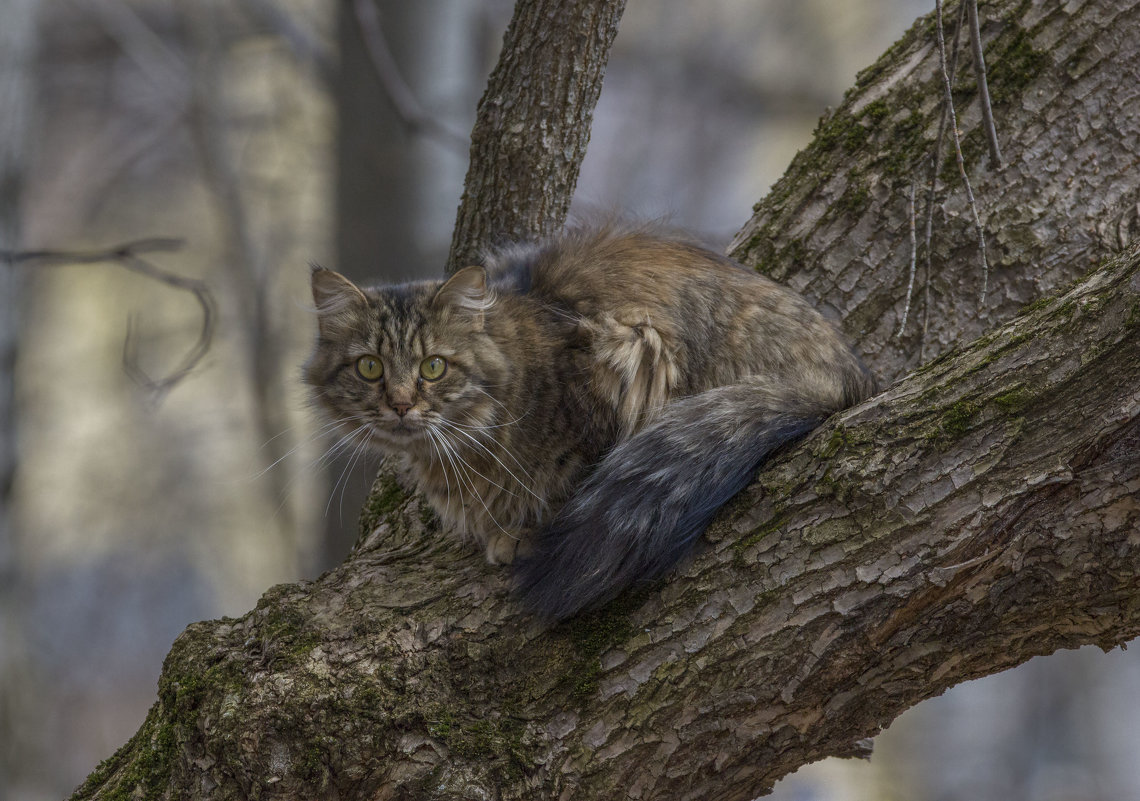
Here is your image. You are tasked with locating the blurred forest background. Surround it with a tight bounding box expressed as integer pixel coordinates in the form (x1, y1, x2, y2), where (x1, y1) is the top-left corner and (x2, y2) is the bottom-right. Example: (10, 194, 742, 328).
(1, 0, 1137, 799)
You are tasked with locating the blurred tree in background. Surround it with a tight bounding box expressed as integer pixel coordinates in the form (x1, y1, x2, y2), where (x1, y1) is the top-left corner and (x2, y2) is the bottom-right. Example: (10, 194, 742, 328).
(1, 0, 1138, 799)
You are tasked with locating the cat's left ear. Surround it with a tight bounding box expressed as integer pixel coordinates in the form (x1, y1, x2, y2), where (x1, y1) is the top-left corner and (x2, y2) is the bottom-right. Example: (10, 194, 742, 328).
(432, 265, 489, 330)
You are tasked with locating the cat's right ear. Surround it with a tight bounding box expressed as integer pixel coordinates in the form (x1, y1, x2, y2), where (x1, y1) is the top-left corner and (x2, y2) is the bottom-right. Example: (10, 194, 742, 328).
(432, 265, 489, 329)
(310, 266, 367, 337)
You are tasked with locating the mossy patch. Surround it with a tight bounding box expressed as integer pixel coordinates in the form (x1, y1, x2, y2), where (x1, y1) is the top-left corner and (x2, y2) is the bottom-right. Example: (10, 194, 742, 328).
(986, 28, 1050, 107)
(940, 399, 981, 438)
(423, 708, 529, 784)
(547, 586, 655, 707)
(1126, 299, 1140, 329)
(71, 706, 175, 801)
(358, 470, 408, 538)
(992, 386, 1032, 416)
(837, 176, 872, 217)
(732, 511, 791, 562)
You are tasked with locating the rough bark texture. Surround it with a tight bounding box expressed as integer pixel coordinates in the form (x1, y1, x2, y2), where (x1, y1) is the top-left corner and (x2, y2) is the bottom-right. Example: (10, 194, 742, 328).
(446, 0, 627, 273)
(72, 1, 1140, 799)
(730, 0, 1140, 382)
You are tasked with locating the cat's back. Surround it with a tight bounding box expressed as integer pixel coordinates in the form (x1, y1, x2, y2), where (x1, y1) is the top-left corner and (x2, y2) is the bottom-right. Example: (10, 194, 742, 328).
(485, 223, 849, 375)
(484, 224, 869, 433)
(496, 224, 757, 314)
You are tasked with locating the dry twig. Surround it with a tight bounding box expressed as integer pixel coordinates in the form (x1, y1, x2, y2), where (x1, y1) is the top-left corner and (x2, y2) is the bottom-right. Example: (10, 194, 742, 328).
(1, 238, 215, 398)
(967, 0, 1003, 166)
(897, 181, 919, 336)
(901, 0, 966, 346)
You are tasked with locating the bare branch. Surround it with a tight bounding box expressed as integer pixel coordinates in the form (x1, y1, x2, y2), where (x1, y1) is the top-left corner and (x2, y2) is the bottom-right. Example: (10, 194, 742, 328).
(351, 0, 469, 154)
(967, 0, 1004, 167)
(1, 239, 215, 398)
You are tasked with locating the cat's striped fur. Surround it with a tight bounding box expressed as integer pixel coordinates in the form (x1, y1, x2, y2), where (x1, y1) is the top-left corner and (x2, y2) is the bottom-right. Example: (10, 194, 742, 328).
(304, 224, 874, 619)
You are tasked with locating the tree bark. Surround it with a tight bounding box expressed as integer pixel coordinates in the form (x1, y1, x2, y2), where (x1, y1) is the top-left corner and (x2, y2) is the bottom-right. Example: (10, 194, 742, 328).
(446, 0, 627, 272)
(71, 1, 1140, 800)
(730, 0, 1140, 383)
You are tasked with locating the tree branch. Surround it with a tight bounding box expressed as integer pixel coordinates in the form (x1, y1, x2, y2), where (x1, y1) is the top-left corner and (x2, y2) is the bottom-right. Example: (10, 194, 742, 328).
(2, 238, 215, 398)
(730, 0, 1140, 383)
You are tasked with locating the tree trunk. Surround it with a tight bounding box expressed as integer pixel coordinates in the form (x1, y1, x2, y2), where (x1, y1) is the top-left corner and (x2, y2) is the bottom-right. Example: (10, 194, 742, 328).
(71, 1, 1140, 799)
(446, 0, 628, 272)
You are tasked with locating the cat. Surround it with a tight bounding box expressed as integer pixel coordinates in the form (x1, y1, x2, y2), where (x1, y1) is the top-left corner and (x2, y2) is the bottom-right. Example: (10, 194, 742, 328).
(304, 223, 874, 620)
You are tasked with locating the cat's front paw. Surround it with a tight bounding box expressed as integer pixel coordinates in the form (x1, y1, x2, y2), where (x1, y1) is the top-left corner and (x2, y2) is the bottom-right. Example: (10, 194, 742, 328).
(484, 530, 533, 565)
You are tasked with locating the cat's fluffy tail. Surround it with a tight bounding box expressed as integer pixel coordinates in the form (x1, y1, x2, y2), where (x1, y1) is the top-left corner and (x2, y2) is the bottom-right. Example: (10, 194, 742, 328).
(514, 379, 834, 620)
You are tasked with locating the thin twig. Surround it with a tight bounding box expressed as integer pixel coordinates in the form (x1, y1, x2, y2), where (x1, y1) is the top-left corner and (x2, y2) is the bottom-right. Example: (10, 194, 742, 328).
(1, 238, 215, 398)
(896, 181, 919, 336)
(967, 0, 1003, 167)
(351, 0, 469, 153)
(1, 237, 184, 265)
(935, 0, 990, 305)
(919, 0, 966, 354)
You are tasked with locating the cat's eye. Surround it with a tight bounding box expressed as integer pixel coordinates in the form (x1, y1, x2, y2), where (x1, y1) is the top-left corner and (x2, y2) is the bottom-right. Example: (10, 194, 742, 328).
(355, 355, 383, 381)
(420, 355, 447, 381)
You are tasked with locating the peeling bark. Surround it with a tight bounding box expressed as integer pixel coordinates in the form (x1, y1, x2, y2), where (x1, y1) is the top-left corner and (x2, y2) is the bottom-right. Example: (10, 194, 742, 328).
(72, 0, 1140, 799)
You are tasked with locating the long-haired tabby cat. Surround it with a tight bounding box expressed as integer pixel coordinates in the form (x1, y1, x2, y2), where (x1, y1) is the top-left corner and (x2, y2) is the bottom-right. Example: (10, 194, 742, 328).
(305, 223, 874, 619)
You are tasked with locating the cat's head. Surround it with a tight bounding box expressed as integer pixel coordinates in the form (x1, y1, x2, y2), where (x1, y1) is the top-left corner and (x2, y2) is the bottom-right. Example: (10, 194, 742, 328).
(303, 266, 506, 451)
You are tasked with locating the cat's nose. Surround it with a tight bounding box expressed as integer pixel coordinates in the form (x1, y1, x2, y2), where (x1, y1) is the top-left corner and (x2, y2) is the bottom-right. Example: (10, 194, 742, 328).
(390, 401, 412, 417)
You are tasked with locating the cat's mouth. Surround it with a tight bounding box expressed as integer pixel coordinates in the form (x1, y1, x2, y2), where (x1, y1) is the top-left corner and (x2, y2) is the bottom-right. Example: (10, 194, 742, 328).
(374, 416, 423, 438)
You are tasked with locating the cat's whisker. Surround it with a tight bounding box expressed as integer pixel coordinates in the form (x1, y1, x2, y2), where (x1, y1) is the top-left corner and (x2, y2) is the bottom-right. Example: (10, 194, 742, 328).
(432, 427, 513, 537)
(337, 429, 376, 522)
(433, 422, 526, 501)
(469, 384, 513, 411)
(424, 431, 449, 509)
(251, 414, 369, 481)
(422, 427, 454, 513)
(433, 417, 544, 504)
(313, 418, 375, 474)
(325, 427, 373, 519)
(262, 419, 365, 521)
(450, 410, 545, 499)
(429, 426, 472, 535)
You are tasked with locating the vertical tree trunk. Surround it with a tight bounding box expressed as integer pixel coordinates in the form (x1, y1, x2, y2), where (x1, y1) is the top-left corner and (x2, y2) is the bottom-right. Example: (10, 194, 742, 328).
(447, 0, 628, 272)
